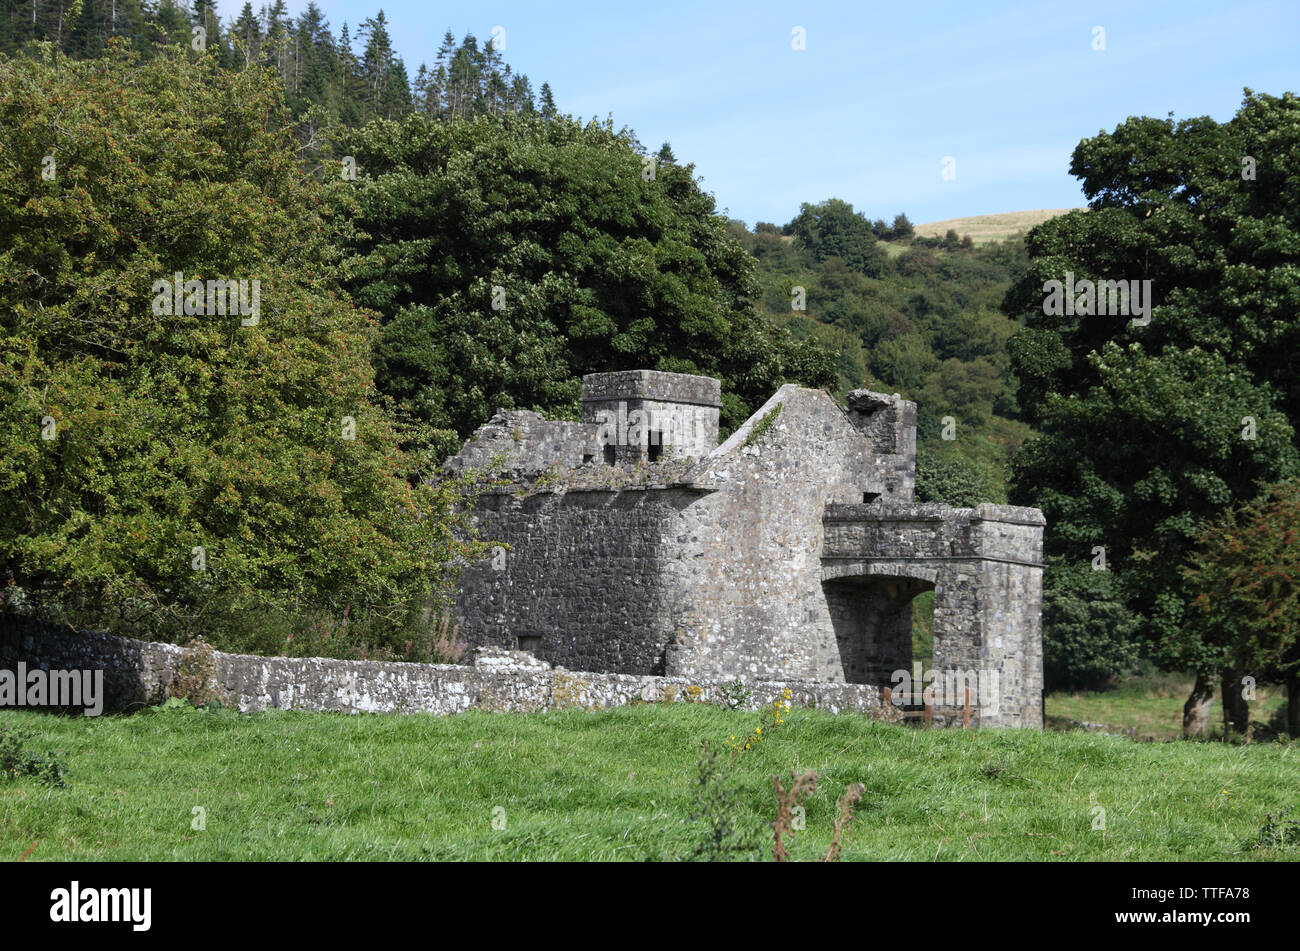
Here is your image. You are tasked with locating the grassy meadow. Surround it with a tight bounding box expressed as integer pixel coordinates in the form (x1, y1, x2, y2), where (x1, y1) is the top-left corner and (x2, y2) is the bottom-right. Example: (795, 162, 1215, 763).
(2, 692, 1296, 862)
(911, 208, 1085, 244)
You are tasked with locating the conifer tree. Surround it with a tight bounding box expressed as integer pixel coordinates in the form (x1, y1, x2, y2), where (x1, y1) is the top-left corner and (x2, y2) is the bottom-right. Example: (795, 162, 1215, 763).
(230, 1, 261, 67)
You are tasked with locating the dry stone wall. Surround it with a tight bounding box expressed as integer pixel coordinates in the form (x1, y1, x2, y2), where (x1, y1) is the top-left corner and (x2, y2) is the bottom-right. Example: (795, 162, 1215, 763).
(0, 616, 904, 718)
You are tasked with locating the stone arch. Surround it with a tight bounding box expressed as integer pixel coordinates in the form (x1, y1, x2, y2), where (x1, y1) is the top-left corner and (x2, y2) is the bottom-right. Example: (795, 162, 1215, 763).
(821, 570, 935, 685)
(820, 559, 980, 687)
(822, 560, 940, 585)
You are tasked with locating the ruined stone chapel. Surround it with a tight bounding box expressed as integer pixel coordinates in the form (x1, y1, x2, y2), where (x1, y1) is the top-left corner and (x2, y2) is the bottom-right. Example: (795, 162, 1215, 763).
(444, 370, 1045, 727)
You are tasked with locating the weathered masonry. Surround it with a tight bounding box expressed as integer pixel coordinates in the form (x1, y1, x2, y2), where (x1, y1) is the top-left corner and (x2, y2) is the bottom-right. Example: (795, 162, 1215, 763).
(445, 370, 1046, 727)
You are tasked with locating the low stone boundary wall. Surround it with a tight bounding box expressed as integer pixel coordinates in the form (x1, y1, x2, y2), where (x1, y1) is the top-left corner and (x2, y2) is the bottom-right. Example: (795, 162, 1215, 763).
(0, 616, 898, 718)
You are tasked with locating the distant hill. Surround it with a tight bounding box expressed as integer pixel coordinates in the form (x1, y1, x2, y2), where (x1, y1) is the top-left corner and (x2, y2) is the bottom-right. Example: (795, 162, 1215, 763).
(912, 209, 1085, 244)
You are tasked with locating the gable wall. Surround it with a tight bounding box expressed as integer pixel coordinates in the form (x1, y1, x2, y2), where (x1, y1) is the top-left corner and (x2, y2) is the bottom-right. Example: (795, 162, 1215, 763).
(663, 386, 880, 681)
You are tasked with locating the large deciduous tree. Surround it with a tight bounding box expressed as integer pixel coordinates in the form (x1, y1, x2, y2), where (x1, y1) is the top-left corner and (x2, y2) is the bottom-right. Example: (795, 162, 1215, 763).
(1005, 90, 1300, 710)
(340, 112, 834, 446)
(0, 46, 482, 653)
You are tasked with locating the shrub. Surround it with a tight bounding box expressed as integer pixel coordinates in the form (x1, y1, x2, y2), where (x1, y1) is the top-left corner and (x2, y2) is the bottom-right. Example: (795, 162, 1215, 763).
(0, 720, 66, 788)
(1042, 565, 1141, 691)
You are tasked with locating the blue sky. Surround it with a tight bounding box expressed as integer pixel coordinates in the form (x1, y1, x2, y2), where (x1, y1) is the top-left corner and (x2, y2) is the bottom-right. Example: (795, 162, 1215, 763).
(216, 0, 1299, 227)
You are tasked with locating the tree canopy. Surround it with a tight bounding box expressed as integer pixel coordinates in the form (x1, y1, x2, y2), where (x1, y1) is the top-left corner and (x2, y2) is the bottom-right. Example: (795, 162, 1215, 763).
(341, 112, 835, 443)
(0, 46, 482, 653)
(1006, 90, 1300, 693)
(787, 198, 888, 277)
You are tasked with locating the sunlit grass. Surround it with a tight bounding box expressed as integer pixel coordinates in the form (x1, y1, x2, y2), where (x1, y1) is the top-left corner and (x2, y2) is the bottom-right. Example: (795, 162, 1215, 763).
(2, 700, 1295, 861)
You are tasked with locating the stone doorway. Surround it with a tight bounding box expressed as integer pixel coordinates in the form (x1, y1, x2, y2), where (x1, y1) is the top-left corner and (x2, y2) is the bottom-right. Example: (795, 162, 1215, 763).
(822, 575, 934, 685)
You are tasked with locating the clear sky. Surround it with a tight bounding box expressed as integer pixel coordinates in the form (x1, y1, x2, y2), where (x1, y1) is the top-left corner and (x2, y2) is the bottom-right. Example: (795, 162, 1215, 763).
(215, 0, 1299, 227)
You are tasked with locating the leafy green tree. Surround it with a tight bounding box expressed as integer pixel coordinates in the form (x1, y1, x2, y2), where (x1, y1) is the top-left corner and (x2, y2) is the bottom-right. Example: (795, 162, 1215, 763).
(914, 445, 1003, 507)
(1006, 91, 1300, 715)
(340, 112, 834, 444)
(1039, 564, 1141, 691)
(917, 358, 1001, 426)
(1173, 482, 1300, 736)
(0, 46, 482, 650)
(870, 334, 938, 394)
(890, 213, 915, 242)
(788, 199, 887, 277)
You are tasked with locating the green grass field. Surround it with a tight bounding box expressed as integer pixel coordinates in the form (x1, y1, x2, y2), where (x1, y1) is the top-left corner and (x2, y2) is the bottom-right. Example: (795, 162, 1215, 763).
(1048, 679, 1289, 742)
(2, 697, 1296, 861)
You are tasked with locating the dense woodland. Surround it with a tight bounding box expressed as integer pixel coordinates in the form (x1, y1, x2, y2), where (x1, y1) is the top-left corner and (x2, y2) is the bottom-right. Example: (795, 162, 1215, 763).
(731, 206, 1032, 508)
(0, 1, 556, 125)
(0, 13, 1297, 733)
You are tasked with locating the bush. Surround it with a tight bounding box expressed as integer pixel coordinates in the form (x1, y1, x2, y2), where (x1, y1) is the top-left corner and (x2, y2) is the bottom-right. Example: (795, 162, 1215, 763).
(915, 446, 1002, 507)
(1042, 565, 1141, 691)
(0, 720, 66, 787)
(151, 592, 469, 664)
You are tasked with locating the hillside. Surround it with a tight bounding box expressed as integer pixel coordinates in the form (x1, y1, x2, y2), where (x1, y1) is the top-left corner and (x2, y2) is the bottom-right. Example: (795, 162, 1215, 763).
(731, 205, 1034, 509)
(913, 209, 1084, 244)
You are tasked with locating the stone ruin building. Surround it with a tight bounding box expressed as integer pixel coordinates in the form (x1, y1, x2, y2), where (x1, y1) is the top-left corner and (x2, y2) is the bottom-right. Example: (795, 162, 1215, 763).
(444, 370, 1046, 728)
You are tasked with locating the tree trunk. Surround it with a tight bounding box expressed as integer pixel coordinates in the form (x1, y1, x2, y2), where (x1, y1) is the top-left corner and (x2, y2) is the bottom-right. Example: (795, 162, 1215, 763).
(1221, 673, 1250, 738)
(1288, 671, 1300, 739)
(1182, 672, 1215, 737)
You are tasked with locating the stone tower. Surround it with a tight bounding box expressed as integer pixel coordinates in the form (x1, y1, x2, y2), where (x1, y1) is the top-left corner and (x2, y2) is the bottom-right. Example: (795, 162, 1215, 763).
(580, 370, 721, 464)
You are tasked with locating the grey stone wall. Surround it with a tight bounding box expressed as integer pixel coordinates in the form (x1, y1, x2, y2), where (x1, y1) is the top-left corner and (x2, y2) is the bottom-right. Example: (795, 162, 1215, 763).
(454, 486, 696, 673)
(442, 410, 602, 476)
(0, 617, 900, 719)
(661, 385, 883, 682)
(844, 390, 917, 500)
(441, 370, 1046, 729)
(581, 369, 721, 463)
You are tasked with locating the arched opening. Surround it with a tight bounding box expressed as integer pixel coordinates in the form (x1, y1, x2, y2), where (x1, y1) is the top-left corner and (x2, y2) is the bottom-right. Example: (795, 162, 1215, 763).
(823, 575, 935, 684)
